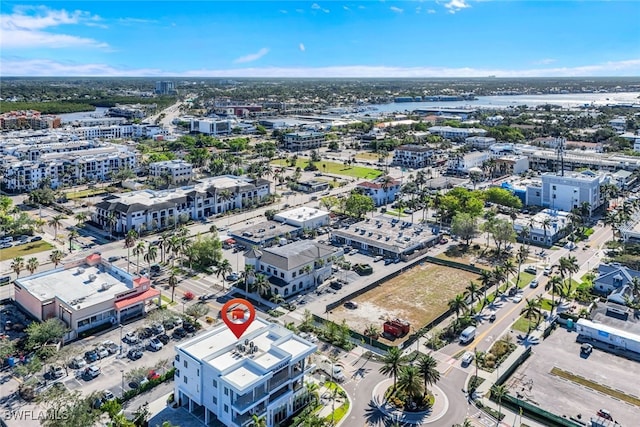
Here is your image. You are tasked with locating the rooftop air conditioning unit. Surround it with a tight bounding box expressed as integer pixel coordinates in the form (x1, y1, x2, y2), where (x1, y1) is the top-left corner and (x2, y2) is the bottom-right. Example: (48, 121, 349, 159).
(88, 274, 97, 282)
(77, 267, 85, 274)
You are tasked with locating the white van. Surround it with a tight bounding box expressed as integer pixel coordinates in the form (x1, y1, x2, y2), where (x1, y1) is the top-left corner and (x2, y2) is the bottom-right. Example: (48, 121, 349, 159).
(316, 355, 346, 382)
(459, 326, 476, 344)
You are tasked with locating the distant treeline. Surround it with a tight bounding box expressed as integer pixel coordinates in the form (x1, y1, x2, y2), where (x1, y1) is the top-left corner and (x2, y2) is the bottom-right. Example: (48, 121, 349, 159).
(0, 96, 177, 115)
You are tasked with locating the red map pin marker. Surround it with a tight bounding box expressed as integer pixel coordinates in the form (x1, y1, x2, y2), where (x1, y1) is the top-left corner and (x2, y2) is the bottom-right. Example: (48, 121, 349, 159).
(221, 298, 256, 339)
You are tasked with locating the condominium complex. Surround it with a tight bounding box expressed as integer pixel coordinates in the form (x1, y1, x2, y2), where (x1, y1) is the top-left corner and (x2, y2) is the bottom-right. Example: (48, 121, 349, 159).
(3, 145, 138, 191)
(71, 123, 168, 140)
(0, 110, 61, 130)
(428, 125, 487, 141)
(539, 171, 603, 215)
(149, 160, 194, 184)
(392, 144, 434, 168)
(282, 132, 326, 151)
(155, 81, 177, 95)
(174, 318, 316, 427)
(93, 175, 271, 234)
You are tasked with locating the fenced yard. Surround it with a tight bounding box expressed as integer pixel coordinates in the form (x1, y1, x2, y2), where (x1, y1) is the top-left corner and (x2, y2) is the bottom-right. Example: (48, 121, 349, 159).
(329, 262, 479, 344)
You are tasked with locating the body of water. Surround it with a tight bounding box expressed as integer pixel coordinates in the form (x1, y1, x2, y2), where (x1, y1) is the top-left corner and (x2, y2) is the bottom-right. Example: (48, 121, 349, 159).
(58, 107, 110, 123)
(362, 92, 640, 114)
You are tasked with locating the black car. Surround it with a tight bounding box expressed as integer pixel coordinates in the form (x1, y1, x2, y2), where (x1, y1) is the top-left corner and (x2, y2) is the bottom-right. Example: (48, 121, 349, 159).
(489, 313, 497, 323)
(156, 334, 170, 345)
(163, 319, 176, 330)
(30, 236, 43, 242)
(84, 350, 99, 363)
(183, 322, 196, 333)
(172, 327, 187, 339)
(138, 327, 153, 339)
(199, 293, 215, 301)
(329, 281, 342, 290)
(127, 349, 143, 360)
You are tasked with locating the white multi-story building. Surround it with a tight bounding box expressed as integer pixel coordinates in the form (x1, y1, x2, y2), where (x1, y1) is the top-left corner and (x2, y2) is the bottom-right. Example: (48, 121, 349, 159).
(465, 136, 496, 149)
(149, 160, 193, 184)
(447, 152, 490, 175)
(428, 126, 487, 141)
(282, 132, 326, 151)
(273, 207, 330, 230)
(93, 175, 271, 234)
(173, 318, 316, 427)
(392, 145, 434, 168)
(540, 171, 604, 215)
(190, 119, 234, 135)
(356, 177, 402, 207)
(609, 117, 627, 133)
(513, 209, 571, 246)
(14, 253, 160, 341)
(71, 124, 168, 140)
(3, 145, 137, 191)
(244, 240, 342, 298)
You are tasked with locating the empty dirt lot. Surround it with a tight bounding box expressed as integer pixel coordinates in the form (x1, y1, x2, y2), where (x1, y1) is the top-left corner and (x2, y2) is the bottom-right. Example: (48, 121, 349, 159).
(329, 262, 479, 343)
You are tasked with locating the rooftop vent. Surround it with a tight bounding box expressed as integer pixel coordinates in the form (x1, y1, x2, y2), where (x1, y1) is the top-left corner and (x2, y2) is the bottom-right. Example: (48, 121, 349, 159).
(77, 267, 85, 274)
(88, 274, 97, 282)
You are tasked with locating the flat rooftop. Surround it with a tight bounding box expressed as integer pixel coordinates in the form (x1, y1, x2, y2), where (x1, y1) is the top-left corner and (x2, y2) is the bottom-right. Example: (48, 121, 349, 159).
(274, 207, 329, 223)
(591, 303, 640, 335)
(17, 263, 132, 310)
(231, 221, 299, 243)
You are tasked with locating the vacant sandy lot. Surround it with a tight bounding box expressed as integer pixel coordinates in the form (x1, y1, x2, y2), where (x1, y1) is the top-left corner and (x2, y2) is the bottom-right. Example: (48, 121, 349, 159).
(330, 262, 479, 343)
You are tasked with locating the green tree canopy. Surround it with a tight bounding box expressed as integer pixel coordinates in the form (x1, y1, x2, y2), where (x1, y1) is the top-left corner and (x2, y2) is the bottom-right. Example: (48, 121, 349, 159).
(484, 187, 523, 209)
(451, 213, 479, 246)
(344, 192, 375, 219)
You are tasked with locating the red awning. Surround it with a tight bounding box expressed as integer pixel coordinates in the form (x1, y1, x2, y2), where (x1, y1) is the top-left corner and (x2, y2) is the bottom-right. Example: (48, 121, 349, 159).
(114, 288, 160, 310)
(133, 276, 151, 288)
(86, 253, 101, 262)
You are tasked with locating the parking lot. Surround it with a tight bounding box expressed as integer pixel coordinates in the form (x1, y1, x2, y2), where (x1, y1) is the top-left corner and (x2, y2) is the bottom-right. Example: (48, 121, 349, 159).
(505, 326, 639, 426)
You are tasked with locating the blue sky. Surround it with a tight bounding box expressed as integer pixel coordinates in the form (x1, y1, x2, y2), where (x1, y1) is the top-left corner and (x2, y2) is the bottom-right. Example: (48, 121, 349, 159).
(1, 1, 639, 77)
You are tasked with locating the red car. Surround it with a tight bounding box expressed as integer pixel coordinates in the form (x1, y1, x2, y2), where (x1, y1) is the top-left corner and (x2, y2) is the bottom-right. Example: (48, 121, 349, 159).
(147, 370, 160, 380)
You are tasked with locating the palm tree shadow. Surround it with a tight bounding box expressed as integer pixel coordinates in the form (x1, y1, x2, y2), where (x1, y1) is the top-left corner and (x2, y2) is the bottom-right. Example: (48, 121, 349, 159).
(364, 400, 388, 426)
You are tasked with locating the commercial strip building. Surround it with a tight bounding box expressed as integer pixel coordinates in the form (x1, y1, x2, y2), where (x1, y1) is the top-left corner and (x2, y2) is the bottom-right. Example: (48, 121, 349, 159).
(3, 145, 138, 191)
(190, 118, 234, 136)
(331, 215, 440, 259)
(273, 207, 330, 230)
(173, 318, 317, 427)
(93, 175, 271, 234)
(245, 240, 342, 298)
(392, 144, 434, 168)
(149, 160, 194, 184)
(13, 253, 160, 341)
(513, 209, 571, 246)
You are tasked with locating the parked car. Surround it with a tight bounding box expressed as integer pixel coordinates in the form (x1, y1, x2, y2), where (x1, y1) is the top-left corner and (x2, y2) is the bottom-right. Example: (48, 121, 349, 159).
(70, 356, 86, 369)
(124, 332, 139, 344)
(156, 334, 170, 345)
(107, 256, 120, 262)
(349, 249, 358, 255)
(384, 259, 393, 265)
(524, 266, 537, 274)
(330, 281, 342, 290)
(581, 343, 593, 355)
(50, 365, 65, 379)
(102, 340, 119, 354)
(183, 322, 196, 333)
(596, 409, 613, 421)
(512, 294, 523, 304)
(83, 365, 101, 379)
(529, 280, 539, 288)
(84, 350, 99, 363)
(95, 346, 110, 359)
(373, 255, 384, 262)
(127, 349, 143, 360)
(138, 327, 153, 339)
(102, 390, 115, 402)
(148, 338, 164, 351)
(543, 266, 552, 276)
(489, 313, 497, 323)
(199, 293, 215, 301)
(343, 301, 358, 309)
(172, 327, 187, 339)
(150, 323, 165, 335)
(227, 272, 239, 281)
(30, 236, 43, 242)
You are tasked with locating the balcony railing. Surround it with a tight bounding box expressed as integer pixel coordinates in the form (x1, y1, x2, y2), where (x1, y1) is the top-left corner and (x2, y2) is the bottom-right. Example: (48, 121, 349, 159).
(232, 387, 268, 412)
(268, 369, 290, 391)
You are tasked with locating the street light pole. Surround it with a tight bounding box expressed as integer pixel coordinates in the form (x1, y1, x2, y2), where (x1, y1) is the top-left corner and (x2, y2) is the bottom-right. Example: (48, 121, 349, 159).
(119, 324, 124, 355)
(121, 369, 125, 397)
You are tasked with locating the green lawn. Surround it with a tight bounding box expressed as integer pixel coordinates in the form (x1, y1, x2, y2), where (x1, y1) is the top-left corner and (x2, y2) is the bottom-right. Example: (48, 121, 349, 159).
(384, 208, 407, 217)
(65, 187, 112, 199)
(0, 241, 54, 261)
(512, 314, 540, 333)
(271, 159, 382, 179)
(161, 295, 177, 306)
(514, 272, 535, 289)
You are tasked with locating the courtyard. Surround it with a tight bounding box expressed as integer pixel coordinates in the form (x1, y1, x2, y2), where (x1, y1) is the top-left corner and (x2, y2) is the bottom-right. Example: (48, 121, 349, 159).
(329, 262, 479, 344)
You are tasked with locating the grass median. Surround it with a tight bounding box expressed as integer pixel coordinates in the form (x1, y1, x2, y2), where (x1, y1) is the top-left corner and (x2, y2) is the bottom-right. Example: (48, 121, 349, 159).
(0, 241, 54, 261)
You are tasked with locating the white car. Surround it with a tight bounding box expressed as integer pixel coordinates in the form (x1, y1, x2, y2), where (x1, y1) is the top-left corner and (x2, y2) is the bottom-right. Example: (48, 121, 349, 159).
(95, 346, 110, 359)
(373, 255, 384, 262)
(461, 351, 474, 366)
(148, 337, 164, 351)
(512, 294, 523, 304)
(124, 332, 140, 344)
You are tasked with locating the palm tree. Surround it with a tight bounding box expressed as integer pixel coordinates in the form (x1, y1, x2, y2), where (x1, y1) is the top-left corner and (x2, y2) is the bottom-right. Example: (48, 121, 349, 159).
(492, 266, 506, 296)
(49, 250, 64, 268)
(305, 381, 320, 404)
(67, 228, 79, 252)
(105, 212, 117, 240)
(11, 257, 25, 277)
(479, 269, 493, 305)
(521, 298, 542, 334)
(26, 257, 39, 275)
(491, 384, 508, 419)
(133, 241, 146, 275)
(380, 175, 395, 209)
(251, 414, 267, 427)
(541, 218, 551, 246)
(218, 189, 234, 211)
(515, 245, 529, 286)
(416, 354, 440, 397)
(168, 273, 178, 303)
(328, 385, 347, 426)
(124, 229, 138, 273)
(242, 264, 255, 295)
(270, 294, 285, 306)
(253, 273, 270, 297)
(464, 281, 481, 311)
(47, 214, 66, 239)
(379, 347, 406, 391)
(448, 294, 467, 319)
(74, 212, 88, 227)
(548, 275, 563, 313)
(144, 244, 158, 274)
(216, 259, 233, 291)
(397, 365, 424, 406)
(502, 259, 517, 287)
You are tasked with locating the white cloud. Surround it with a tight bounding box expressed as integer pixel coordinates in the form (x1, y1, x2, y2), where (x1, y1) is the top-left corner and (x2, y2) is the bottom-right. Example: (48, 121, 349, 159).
(343, 6, 350, 11)
(533, 58, 556, 65)
(444, 0, 470, 14)
(0, 5, 109, 49)
(299, 43, 305, 52)
(6, 58, 640, 78)
(118, 17, 157, 25)
(311, 3, 321, 10)
(390, 6, 404, 13)
(428, 9, 436, 14)
(233, 48, 270, 64)
(279, 10, 288, 14)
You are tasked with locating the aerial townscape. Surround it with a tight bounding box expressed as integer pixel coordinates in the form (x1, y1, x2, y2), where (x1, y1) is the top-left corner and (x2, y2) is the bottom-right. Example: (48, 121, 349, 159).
(1, 2, 640, 427)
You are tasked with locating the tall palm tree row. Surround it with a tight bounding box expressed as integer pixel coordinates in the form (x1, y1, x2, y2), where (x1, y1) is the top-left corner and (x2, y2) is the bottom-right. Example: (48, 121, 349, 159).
(378, 347, 406, 391)
(124, 229, 139, 273)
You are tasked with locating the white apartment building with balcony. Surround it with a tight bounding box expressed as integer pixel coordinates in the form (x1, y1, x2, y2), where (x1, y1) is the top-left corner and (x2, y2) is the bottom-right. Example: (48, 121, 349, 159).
(392, 144, 434, 168)
(149, 160, 193, 184)
(282, 132, 326, 151)
(428, 126, 487, 141)
(3, 145, 137, 191)
(93, 175, 271, 234)
(244, 240, 342, 299)
(540, 171, 604, 215)
(447, 152, 491, 175)
(174, 318, 316, 427)
(190, 118, 234, 135)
